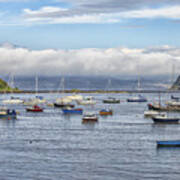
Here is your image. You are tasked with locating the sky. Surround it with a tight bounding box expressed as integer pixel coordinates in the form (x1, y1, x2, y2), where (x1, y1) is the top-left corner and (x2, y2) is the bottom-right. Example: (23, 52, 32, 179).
(0, 0, 180, 76)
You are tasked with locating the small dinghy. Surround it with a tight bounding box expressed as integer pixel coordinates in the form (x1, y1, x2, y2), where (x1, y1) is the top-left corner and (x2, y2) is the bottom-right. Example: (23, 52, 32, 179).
(99, 109, 113, 116)
(26, 105, 43, 112)
(82, 113, 98, 123)
(157, 140, 180, 147)
(152, 115, 179, 123)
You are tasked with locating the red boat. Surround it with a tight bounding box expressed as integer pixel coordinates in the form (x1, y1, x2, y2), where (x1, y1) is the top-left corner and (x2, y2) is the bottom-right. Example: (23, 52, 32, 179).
(26, 105, 43, 112)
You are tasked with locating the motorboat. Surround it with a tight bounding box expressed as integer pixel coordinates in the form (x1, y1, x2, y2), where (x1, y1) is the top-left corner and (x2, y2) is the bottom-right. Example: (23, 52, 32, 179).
(26, 105, 43, 112)
(152, 115, 179, 123)
(0, 108, 17, 119)
(23, 96, 46, 106)
(103, 97, 120, 104)
(77, 96, 96, 105)
(99, 109, 113, 116)
(62, 107, 83, 115)
(82, 113, 98, 123)
(127, 95, 147, 102)
(2, 97, 24, 104)
(144, 110, 165, 118)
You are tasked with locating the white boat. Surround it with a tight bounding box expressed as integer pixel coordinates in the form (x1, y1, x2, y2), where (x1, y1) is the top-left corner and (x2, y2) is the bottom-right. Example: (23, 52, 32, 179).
(82, 113, 98, 123)
(2, 97, 24, 104)
(144, 110, 165, 118)
(66, 94, 83, 101)
(23, 96, 46, 105)
(166, 101, 180, 107)
(77, 96, 96, 105)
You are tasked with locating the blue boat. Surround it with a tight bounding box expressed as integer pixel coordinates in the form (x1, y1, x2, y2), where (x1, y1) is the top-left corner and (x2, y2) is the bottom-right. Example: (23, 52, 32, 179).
(127, 95, 147, 102)
(157, 140, 180, 147)
(62, 108, 83, 115)
(0, 108, 17, 119)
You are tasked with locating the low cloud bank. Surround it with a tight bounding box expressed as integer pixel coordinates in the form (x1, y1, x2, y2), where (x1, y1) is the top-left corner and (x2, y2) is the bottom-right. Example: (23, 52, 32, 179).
(0, 43, 179, 76)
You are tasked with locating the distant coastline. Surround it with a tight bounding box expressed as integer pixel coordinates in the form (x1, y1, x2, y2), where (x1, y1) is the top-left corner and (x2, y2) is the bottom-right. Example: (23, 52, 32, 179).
(1, 89, 178, 94)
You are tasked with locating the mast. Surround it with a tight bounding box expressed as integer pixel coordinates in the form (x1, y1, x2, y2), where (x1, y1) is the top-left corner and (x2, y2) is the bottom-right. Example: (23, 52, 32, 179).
(35, 75, 38, 96)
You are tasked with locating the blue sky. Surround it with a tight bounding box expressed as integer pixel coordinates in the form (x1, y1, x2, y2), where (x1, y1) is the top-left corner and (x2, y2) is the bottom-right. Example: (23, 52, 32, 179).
(0, 0, 180, 49)
(0, 0, 180, 77)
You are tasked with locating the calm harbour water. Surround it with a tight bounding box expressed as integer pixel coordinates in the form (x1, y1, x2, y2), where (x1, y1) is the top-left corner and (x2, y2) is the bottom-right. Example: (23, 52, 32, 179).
(0, 92, 180, 180)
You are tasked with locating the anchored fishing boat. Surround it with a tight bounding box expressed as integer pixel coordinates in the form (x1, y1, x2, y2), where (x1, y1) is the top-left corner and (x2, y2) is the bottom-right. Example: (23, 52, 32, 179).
(26, 105, 43, 112)
(82, 113, 98, 123)
(157, 140, 180, 147)
(99, 109, 113, 116)
(0, 108, 17, 119)
(62, 108, 83, 115)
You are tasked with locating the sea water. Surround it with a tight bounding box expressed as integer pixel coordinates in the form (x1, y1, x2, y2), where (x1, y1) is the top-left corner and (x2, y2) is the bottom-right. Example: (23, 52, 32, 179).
(0, 91, 179, 180)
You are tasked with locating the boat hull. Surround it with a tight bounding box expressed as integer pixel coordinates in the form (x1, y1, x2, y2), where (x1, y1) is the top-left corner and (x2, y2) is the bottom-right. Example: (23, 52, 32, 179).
(0, 114, 16, 119)
(152, 117, 179, 123)
(127, 99, 147, 102)
(148, 103, 180, 112)
(99, 110, 113, 116)
(157, 140, 180, 147)
(54, 103, 75, 108)
(62, 109, 83, 115)
(103, 100, 120, 104)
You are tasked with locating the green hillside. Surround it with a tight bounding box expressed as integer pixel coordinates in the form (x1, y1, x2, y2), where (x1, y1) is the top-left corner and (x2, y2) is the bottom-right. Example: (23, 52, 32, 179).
(0, 78, 19, 91)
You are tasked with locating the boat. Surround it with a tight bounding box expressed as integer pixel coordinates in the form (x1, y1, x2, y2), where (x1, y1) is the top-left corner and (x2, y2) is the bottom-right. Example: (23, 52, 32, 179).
(152, 115, 179, 123)
(2, 97, 24, 104)
(157, 140, 180, 147)
(82, 113, 98, 123)
(54, 103, 75, 108)
(26, 105, 43, 112)
(127, 95, 147, 102)
(171, 95, 180, 101)
(103, 97, 120, 104)
(99, 109, 113, 116)
(77, 96, 96, 105)
(66, 94, 83, 101)
(148, 103, 180, 112)
(62, 108, 83, 115)
(24, 96, 46, 105)
(0, 108, 17, 119)
(144, 110, 165, 118)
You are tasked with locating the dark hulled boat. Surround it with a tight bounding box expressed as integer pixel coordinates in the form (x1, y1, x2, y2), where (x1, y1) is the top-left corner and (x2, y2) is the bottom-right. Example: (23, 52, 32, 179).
(152, 115, 179, 123)
(157, 140, 180, 147)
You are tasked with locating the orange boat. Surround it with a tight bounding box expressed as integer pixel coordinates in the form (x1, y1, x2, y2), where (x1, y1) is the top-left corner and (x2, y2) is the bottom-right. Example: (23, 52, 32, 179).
(99, 109, 113, 116)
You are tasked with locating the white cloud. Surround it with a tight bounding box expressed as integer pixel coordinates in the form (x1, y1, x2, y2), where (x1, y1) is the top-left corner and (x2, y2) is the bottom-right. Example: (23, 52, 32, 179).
(22, 5, 180, 24)
(0, 43, 179, 76)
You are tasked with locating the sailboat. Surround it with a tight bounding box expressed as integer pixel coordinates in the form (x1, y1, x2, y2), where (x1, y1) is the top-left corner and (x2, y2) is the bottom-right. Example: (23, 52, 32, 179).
(2, 74, 24, 104)
(126, 74, 147, 102)
(54, 77, 75, 108)
(103, 79, 120, 104)
(23, 76, 46, 105)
